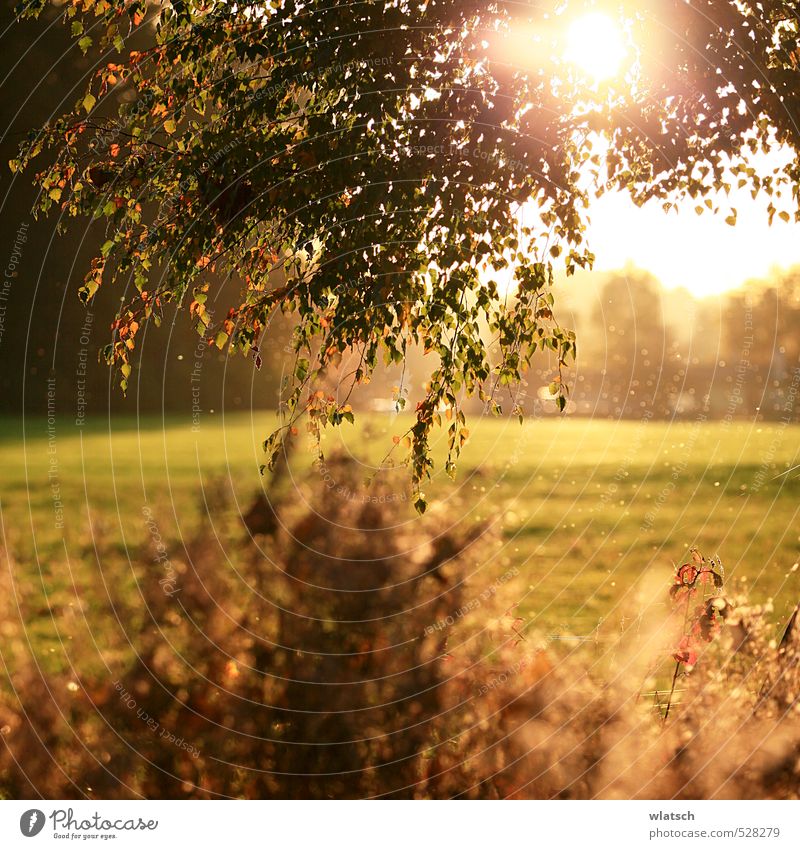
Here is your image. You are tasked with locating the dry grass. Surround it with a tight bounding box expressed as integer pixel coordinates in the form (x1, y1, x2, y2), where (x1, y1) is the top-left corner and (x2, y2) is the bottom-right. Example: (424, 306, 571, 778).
(1, 457, 798, 799)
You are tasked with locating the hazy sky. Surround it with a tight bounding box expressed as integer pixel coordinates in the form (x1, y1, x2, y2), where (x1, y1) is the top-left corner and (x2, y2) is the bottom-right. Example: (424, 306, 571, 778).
(561, 10, 800, 298)
(586, 190, 800, 297)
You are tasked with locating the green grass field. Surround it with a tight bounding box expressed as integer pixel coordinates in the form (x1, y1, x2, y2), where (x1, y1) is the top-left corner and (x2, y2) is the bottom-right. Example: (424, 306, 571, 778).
(2, 412, 799, 669)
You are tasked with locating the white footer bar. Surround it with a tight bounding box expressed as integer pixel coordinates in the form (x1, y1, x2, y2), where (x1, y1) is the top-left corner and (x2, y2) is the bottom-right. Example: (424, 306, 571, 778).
(1, 800, 797, 848)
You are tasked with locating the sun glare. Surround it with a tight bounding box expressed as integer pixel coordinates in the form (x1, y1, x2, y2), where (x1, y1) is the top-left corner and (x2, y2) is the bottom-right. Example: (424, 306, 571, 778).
(564, 12, 626, 82)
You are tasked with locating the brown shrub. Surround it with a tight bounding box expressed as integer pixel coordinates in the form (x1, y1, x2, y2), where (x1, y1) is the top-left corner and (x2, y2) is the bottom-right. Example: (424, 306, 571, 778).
(1, 459, 798, 799)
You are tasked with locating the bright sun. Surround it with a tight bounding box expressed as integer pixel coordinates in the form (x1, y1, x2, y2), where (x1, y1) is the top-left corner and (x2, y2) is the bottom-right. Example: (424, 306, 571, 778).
(564, 12, 626, 82)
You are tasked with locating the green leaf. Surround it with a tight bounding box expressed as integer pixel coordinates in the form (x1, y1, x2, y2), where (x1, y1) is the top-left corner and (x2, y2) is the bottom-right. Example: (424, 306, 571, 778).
(82, 92, 96, 114)
(80, 280, 99, 303)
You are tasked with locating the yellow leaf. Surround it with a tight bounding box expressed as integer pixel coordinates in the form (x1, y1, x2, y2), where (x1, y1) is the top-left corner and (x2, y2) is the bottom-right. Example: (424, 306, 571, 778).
(164, 118, 176, 134)
(82, 92, 96, 114)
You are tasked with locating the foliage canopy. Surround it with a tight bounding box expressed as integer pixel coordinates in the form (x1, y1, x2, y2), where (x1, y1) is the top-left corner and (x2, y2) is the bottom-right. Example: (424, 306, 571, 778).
(15, 0, 800, 508)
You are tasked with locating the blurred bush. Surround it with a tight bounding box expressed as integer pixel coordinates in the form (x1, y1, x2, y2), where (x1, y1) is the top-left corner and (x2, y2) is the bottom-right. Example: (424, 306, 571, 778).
(1, 458, 798, 798)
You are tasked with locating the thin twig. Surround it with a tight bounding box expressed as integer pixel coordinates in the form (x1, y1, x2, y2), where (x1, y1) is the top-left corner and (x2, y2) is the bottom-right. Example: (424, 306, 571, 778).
(663, 660, 681, 724)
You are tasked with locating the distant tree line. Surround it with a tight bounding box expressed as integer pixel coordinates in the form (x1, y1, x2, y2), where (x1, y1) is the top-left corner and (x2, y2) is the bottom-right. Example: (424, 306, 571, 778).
(525, 266, 800, 423)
